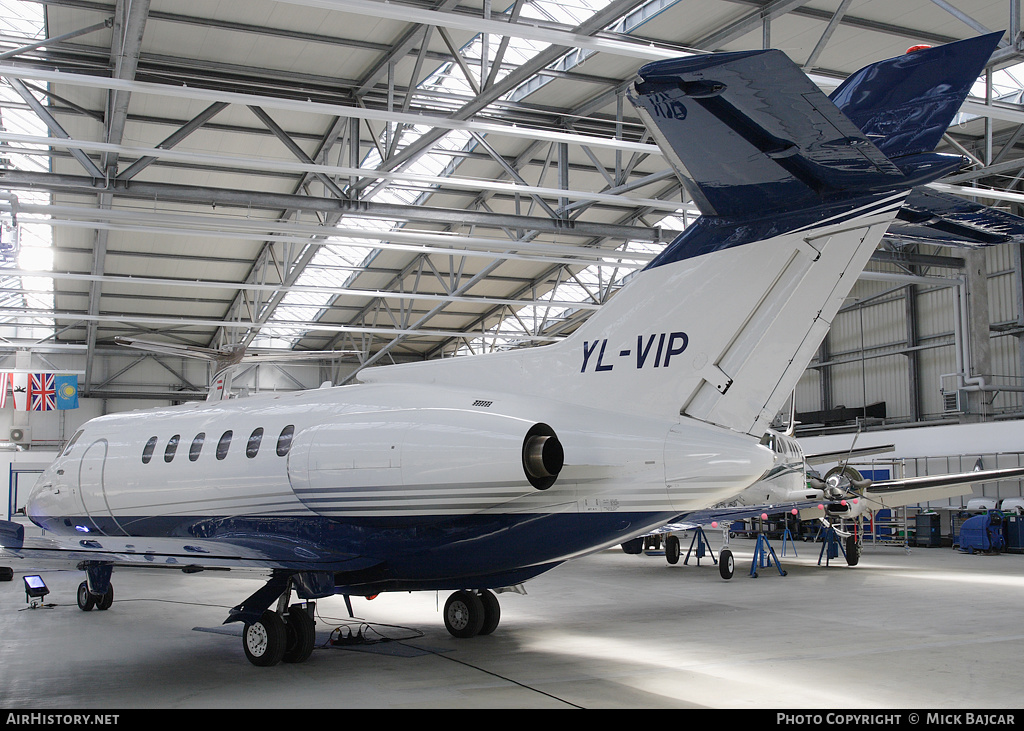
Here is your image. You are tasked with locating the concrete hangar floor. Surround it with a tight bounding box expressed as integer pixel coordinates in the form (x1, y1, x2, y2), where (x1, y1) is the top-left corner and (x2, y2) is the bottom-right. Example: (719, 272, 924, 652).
(1, 530, 1022, 710)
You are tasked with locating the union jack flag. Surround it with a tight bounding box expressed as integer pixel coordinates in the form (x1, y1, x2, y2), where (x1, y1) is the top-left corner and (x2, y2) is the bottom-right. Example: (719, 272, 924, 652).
(29, 373, 55, 411)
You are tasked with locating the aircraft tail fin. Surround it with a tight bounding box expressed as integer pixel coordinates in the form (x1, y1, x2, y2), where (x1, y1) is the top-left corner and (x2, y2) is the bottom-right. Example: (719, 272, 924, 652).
(363, 37, 1001, 437)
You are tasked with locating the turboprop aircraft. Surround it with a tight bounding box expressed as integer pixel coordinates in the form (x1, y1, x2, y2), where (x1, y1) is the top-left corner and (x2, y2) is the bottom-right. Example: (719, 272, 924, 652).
(633, 428, 1024, 578)
(0, 32, 1016, 666)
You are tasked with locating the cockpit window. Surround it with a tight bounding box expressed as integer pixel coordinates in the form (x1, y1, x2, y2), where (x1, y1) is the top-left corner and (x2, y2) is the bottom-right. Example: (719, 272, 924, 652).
(61, 430, 84, 457)
(189, 433, 205, 462)
(216, 430, 232, 460)
(246, 428, 264, 459)
(164, 434, 180, 463)
(142, 436, 158, 464)
(276, 425, 295, 457)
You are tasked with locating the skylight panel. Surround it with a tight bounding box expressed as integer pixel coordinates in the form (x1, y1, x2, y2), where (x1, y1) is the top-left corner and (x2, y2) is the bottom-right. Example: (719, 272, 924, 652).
(0, 0, 54, 342)
(258, 0, 682, 353)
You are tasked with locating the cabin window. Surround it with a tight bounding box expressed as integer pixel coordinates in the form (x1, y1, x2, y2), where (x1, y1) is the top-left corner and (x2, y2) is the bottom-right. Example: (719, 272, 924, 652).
(217, 430, 232, 460)
(246, 427, 264, 459)
(142, 436, 158, 464)
(276, 425, 295, 457)
(62, 430, 84, 457)
(164, 434, 180, 463)
(189, 433, 205, 462)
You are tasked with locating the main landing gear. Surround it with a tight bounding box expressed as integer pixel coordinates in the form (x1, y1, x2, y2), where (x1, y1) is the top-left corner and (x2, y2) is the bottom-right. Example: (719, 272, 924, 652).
(230, 575, 319, 667)
(443, 589, 501, 639)
(242, 603, 316, 667)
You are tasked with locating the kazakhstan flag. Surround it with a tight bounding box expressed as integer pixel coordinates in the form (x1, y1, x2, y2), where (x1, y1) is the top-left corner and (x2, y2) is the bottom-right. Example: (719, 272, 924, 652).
(55, 375, 79, 409)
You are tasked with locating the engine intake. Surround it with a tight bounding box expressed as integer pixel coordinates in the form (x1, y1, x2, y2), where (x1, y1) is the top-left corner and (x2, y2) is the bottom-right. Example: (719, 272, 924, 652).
(523, 423, 563, 490)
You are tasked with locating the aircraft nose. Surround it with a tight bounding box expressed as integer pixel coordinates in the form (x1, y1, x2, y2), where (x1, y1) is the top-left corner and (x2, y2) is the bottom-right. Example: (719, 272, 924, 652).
(25, 467, 65, 531)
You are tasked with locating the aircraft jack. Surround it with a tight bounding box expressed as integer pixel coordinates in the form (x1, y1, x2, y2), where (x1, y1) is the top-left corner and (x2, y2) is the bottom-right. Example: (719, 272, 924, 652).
(781, 526, 798, 557)
(817, 524, 846, 566)
(749, 533, 787, 578)
(684, 527, 718, 566)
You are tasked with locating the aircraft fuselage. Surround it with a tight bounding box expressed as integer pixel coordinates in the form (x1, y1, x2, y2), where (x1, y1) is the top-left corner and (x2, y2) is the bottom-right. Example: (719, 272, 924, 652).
(27, 382, 772, 593)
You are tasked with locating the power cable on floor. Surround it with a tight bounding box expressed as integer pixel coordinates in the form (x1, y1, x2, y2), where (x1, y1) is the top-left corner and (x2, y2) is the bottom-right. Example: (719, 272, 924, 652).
(395, 640, 585, 709)
(316, 608, 583, 708)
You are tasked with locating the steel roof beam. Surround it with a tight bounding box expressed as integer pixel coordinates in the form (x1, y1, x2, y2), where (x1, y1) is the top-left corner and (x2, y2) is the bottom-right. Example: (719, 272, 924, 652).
(693, 0, 811, 51)
(801, 0, 852, 71)
(272, 0, 688, 62)
(83, 0, 151, 396)
(0, 65, 660, 155)
(0, 170, 667, 242)
(0, 131, 686, 212)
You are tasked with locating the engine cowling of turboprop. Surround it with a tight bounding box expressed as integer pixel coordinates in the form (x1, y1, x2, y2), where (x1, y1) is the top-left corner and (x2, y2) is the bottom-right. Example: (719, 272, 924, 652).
(820, 465, 872, 518)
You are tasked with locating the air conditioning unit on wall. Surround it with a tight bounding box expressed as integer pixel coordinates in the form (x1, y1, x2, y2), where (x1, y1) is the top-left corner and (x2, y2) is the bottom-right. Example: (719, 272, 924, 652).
(9, 426, 30, 445)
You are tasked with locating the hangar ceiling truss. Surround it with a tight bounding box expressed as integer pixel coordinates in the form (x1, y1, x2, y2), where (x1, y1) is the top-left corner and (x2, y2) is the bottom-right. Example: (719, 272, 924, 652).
(1, 0, 1024, 399)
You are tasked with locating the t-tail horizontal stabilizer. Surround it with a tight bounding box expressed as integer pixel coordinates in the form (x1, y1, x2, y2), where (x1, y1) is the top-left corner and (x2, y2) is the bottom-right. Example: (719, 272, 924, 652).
(628, 32, 1001, 220)
(889, 188, 1024, 247)
(629, 50, 904, 218)
(829, 32, 1003, 161)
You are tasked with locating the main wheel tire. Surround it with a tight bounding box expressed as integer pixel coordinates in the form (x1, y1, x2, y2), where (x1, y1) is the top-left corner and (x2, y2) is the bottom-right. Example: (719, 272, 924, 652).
(477, 590, 501, 636)
(845, 534, 861, 566)
(444, 590, 485, 638)
(665, 534, 680, 565)
(243, 610, 287, 666)
(95, 585, 113, 610)
(282, 605, 316, 664)
(719, 549, 735, 580)
(0, 567, 13, 582)
(76, 581, 95, 611)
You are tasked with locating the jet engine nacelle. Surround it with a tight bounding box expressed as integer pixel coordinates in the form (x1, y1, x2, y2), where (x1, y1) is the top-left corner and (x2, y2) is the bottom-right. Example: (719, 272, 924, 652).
(287, 410, 567, 516)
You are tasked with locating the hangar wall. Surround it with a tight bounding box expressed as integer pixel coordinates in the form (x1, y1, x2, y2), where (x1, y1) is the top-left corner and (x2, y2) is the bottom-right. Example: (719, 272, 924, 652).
(797, 239, 1024, 425)
(801, 419, 1024, 508)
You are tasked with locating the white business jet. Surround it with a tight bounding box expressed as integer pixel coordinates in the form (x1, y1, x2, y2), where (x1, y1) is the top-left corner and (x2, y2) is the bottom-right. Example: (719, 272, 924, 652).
(1, 32, 1016, 665)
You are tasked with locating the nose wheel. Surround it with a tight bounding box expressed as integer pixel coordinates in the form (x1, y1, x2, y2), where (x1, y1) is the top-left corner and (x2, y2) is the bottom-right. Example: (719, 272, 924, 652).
(77, 580, 113, 611)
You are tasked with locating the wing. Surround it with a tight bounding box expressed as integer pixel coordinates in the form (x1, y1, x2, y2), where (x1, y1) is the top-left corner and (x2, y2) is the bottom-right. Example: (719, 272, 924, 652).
(804, 444, 895, 466)
(651, 502, 819, 533)
(864, 466, 1024, 509)
(648, 466, 1024, 532)
(0, 519, 380, 575)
